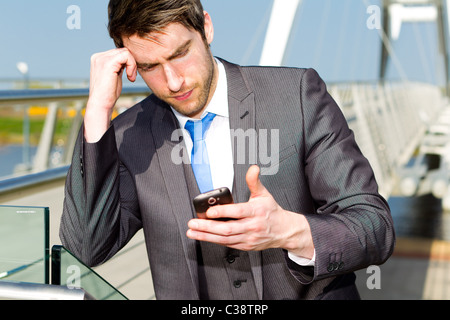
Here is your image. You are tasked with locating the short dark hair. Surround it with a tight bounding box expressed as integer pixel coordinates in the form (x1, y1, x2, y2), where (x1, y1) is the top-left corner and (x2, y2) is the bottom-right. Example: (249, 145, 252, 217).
(108, 0, 206, 48)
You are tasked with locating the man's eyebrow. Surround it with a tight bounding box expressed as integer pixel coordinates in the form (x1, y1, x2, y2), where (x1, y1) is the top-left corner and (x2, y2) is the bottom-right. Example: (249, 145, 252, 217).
(136, 62, 157, 69)
(167, 40, 192, 60)
(136, 40, 192, 70)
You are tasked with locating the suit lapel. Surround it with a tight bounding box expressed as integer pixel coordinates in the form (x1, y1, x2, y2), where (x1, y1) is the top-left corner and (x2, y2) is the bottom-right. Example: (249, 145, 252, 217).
(150, 99, 200, 298)
(222, 59, 263, 300)
(223, 59, 255, 204)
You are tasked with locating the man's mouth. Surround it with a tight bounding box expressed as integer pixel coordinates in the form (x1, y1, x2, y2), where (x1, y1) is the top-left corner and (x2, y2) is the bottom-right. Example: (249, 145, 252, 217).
(174, 90, 193, 101)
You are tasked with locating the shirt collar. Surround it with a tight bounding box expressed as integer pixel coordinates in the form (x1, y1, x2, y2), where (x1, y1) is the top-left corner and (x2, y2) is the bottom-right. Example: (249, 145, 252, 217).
(171, 58, 228, 127)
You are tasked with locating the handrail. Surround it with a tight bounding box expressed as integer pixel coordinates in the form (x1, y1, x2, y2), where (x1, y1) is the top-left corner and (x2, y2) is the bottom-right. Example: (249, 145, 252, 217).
(0, 82, 447, 200)
(0, 165, 69, 195)
(0, 86, 150, 106)
(0, 280, 95, 300)
(0, 87, 151, 195)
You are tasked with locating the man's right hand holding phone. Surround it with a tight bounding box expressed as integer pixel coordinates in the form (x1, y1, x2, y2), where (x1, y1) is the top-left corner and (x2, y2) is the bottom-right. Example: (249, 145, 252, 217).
(187, 165, 315, 261)
(84, 48, 138, 143)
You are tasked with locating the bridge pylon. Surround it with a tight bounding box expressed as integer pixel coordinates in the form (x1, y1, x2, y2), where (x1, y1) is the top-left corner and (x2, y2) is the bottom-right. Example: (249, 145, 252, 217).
(380, 0, 450, 95)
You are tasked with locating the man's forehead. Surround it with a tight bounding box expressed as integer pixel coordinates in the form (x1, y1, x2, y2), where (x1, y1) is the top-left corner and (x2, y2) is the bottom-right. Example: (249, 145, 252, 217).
(124, 32, 168, 49)
(123, 23, 192, 48)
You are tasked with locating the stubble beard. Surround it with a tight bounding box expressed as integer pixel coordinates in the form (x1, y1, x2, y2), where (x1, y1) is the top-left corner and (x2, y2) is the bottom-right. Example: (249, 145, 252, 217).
(165, 52, 216, 118)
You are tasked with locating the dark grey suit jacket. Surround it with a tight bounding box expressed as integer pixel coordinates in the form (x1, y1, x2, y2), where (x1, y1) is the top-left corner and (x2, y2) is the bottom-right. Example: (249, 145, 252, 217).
(60, 59, 395, 300)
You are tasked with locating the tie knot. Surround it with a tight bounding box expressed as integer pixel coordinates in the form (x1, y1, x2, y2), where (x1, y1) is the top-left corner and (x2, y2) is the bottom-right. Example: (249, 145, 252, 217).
(185, 112, 216, 141)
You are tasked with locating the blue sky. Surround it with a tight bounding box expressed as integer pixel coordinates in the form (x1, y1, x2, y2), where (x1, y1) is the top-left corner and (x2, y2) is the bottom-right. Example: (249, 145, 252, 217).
(0, 0, 445, 85)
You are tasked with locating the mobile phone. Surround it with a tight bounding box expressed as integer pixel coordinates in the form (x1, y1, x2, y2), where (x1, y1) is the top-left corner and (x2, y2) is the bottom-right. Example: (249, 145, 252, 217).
(193, 187, 234, 219)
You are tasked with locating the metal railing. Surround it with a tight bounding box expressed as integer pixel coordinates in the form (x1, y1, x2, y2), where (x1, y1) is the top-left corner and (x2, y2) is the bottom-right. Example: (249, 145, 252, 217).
(0, 86, 150, 195)
(1, 81, 449, 201)
(0, 87, 149, 106)
(0, 280, 94, 300)
(329, 81, 449, 202)
(0, 165, 69, 195)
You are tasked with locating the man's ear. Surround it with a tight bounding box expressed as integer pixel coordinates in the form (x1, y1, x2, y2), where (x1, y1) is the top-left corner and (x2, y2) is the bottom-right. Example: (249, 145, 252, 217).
(203, 11, 214, 45)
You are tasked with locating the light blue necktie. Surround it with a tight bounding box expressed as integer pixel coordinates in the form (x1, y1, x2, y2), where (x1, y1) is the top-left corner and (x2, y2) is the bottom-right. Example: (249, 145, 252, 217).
(185, 112, 217, 193)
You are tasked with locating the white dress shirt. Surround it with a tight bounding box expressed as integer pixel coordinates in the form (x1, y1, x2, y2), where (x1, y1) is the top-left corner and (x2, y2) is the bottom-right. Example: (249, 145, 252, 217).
(171, 60, 234, 192)
(171, 59, 315, 267)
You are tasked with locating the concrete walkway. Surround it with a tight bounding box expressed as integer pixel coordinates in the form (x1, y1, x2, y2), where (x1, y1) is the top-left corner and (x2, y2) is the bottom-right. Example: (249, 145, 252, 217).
(3, 182, 450, 300)
(356, 237, 450, 300)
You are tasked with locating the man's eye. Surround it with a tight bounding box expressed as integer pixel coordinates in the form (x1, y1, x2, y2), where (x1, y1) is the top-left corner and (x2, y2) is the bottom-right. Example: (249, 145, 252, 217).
(139, 66, 156, 72)
(175, 49, 188, 59)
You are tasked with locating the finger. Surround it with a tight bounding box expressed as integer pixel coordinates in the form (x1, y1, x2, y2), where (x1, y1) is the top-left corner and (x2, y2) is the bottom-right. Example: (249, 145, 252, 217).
(117, 66, 125, 78)
(125, 56, 137, 82)
(206, 202, 253, 220)
(186, 228, 244, 247)
(187, 220, 248, 246)
(186, 223, 261, 252)
(246, 165, 268, 199)
(116, 49, 137, 82)
(107, 48, 136, 81)
(188, 218, 245, 236)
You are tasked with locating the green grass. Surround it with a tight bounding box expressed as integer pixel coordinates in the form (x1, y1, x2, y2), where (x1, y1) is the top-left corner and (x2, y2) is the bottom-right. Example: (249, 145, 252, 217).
(0, 117, 73, 145)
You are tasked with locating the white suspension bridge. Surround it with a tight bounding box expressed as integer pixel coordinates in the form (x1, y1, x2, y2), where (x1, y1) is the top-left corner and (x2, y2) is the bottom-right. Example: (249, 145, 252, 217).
(261, 0, 450, 209)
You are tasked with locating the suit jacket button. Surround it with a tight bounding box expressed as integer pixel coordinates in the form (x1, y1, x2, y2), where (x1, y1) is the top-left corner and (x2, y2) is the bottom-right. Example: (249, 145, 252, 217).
(233, 280, 242, 288)
(338, 262, 344, 270)
(226, 255, 236, 264)
(327, 263, 334, 272)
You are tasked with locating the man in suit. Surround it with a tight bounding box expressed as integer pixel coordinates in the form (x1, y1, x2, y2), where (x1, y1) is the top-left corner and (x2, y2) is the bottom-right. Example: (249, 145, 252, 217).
(60, 0, 395, 299)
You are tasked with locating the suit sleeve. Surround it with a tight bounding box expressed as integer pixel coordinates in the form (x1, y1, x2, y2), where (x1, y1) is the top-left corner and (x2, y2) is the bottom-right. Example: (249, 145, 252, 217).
(286, 68, 396, 284)
(59, 125, 142, 267)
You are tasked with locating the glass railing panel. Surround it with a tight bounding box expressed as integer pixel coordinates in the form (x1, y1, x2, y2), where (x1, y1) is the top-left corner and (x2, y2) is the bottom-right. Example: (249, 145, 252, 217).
(0, 205, 49, 284)
(51, 245, 128, 300)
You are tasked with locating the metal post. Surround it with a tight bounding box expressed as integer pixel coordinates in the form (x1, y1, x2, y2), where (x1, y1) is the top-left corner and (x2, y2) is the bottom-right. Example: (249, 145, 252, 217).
(33, 102, 59, 172)
(437, 0, 450, 96)
(380, 0, 391, 82)
(259, 0, 302, 66)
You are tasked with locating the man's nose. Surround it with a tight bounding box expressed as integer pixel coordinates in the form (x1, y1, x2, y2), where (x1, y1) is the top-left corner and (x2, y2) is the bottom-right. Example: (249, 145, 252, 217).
(164, 64, 184, 93)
